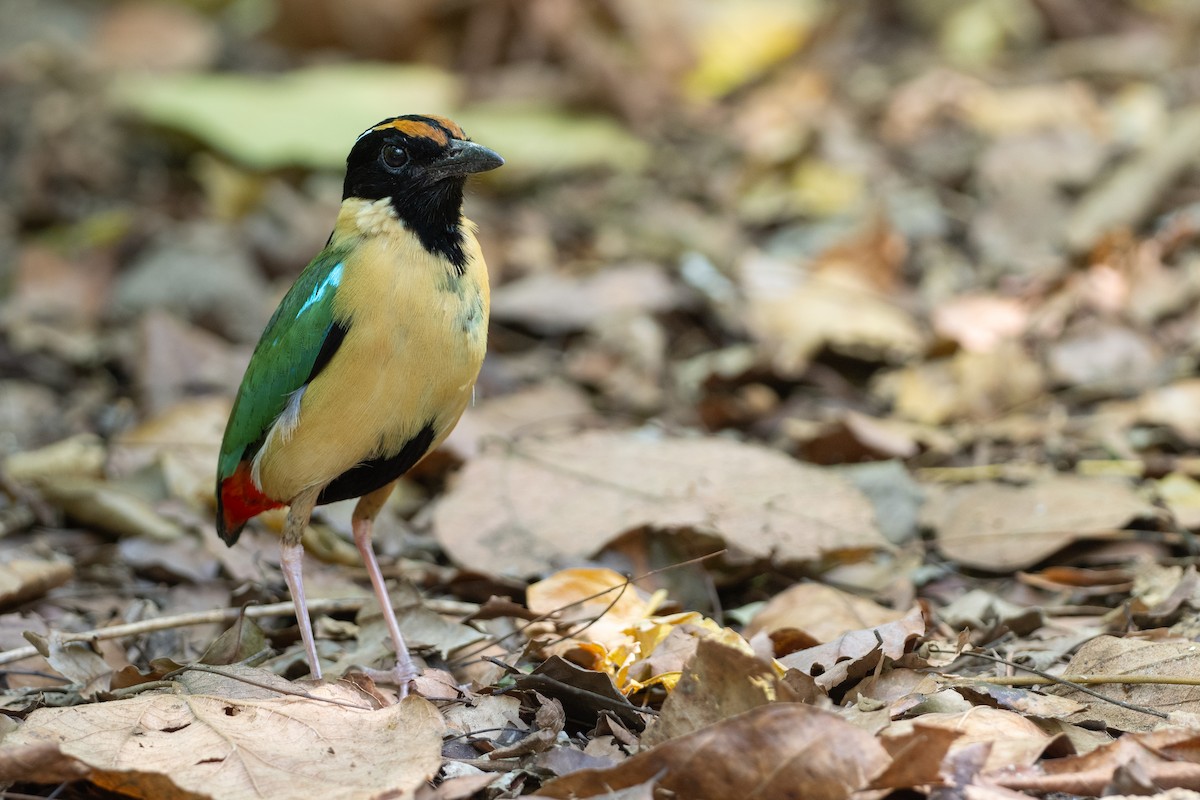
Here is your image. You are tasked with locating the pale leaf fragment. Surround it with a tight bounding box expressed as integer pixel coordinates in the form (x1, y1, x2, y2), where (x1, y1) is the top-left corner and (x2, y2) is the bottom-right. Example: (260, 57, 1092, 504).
(0, 556, 73, 607)
(746, 582, 904, 643)
(745, 271, 925, 377)
(885, 707, 1054, 773)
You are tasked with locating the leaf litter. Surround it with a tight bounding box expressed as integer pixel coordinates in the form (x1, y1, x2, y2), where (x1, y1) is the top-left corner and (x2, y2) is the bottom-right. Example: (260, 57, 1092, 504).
(8, 2, 1200, 799)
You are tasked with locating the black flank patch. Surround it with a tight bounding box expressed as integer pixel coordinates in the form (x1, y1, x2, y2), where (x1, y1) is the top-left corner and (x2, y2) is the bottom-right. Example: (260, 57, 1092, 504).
(317, 423, 437, 505)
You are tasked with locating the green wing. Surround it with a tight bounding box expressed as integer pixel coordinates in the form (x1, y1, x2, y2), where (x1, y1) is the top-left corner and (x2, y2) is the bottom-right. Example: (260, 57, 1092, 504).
(217, 245, 350, 483)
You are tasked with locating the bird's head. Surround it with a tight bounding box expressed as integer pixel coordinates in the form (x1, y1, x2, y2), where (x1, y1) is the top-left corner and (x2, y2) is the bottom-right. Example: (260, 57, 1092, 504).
(342, 115, 502, 267)
(344, 115, 502, 204)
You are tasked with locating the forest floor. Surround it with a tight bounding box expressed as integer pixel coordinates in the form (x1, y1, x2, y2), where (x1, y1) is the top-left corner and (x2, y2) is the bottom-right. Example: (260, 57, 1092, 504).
(6, 1, 1200, 798)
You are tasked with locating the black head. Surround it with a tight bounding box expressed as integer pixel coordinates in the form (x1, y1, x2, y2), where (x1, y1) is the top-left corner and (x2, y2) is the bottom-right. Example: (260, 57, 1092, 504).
(344, 115, 503, 271)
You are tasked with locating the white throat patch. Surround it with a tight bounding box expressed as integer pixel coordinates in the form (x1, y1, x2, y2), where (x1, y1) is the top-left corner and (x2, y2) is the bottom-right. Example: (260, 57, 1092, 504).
(354, 197, 401, 237)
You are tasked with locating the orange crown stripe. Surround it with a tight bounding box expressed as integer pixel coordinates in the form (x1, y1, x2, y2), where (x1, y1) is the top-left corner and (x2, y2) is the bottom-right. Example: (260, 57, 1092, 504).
(372, 119, 449, 144)
(422, 115, 465, 138)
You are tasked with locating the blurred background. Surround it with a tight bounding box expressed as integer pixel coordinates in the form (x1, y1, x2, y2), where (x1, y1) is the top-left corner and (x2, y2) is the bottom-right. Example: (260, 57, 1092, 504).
(11, 5, 1200, 792)
(7, 0, 1200, 607)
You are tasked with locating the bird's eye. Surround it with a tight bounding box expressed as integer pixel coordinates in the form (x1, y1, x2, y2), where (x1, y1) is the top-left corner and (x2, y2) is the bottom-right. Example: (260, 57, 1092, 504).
(381, 144, 408, 169)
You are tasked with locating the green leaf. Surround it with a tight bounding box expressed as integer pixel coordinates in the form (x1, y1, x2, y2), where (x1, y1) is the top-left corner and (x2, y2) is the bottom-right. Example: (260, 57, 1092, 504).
(111, 64, 649, 176)
(111, 63, 461, 170)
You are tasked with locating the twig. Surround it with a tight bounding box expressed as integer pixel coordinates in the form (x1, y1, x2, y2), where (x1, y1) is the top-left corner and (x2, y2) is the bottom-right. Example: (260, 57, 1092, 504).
(952, 673, 1200, 688)
(943, 649, 1168, 719)
(0, 596, 476, 666)
(164, 663, 374, 710)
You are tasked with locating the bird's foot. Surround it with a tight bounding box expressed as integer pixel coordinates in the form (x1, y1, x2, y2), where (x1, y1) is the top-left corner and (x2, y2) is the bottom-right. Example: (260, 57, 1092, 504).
(361, 661, 420, 699)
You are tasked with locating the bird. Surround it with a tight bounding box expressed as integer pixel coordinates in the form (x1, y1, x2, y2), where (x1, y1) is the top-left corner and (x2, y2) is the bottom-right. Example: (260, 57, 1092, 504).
(215, 114, 502, 692)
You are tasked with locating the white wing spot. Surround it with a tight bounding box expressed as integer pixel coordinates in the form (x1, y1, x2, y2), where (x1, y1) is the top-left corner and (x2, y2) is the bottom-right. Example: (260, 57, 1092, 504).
(278, 386, 306, 442)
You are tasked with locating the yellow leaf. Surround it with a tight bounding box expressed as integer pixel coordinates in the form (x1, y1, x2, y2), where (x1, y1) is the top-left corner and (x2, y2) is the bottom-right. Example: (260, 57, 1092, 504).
(684, 0, 824, 99)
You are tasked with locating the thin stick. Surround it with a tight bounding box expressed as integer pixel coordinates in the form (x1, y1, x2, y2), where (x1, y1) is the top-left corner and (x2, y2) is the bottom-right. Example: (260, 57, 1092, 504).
(0, 596, 477, 666)
(952, 673, 1200, 688)
(944, 649, 1168, 719)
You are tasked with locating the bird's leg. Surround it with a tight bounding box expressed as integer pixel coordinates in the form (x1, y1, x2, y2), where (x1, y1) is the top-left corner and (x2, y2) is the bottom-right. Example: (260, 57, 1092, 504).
(351, 481, 419, 696)
(280, 488, 322, 679)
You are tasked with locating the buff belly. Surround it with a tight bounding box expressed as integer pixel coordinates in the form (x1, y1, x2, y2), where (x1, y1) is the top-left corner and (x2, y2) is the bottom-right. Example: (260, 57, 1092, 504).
(252, 220, 488, 503)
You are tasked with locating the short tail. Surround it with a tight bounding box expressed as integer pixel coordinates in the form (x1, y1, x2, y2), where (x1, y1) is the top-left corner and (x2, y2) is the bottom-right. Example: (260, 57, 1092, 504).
(216, 462, 283, 545)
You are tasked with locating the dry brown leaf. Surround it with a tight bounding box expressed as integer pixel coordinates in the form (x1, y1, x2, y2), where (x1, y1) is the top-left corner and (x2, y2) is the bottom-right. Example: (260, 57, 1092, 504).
(1055, 635, 1200, 732)
(3, 434, 107, 483)
(415, 773, 500, 800)
(34, 476, 186, 541)
(780, 606, 925, 692)
(956, 683, 1086, 719)
(446, 382, 596, 460)
(434, 431, 885, 576)
(794, 410, 922, 464)
(565, 312, 668, 413)
(0, 556, 73, 608)
(624, 622, 714, 690)
(0, 690, 443, 799)
(1157, 473, 1200, 529)
(938, 588, 1043, 642)
(133, 312, 247, 416)
(1066, 105, 1200, 252)
(926, 476, 1156, 572)
(489, 265, 686, 334)
(994, 728, 1200, 795)
(1127, 562, 1196, 621)
(642, 636, 790, 747)
(884, 71, 1102, 142)
(1045, 321, 1162, 392)
(870, 723, 962, 789)
(874, 343, 1045, 426)
(1139, 379, 1200, 444)
(887, 707, 1055, 773)
(41, 633, 112, 691)
(11, 243, 112, 330)
(94, 1, 219, 72)
(810, 216, 908, 293)
(746, 582, 905, 643)
(441, 694, 524, 737)
(743, 268, 925, 377)
(488, 694, 564, 759)
(517, 657, 648, 732)
(536, 703, 889, 800)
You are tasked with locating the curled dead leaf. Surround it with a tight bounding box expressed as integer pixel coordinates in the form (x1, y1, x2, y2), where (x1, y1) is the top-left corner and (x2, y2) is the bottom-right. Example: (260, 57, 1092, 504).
(780, 606, 925, 693)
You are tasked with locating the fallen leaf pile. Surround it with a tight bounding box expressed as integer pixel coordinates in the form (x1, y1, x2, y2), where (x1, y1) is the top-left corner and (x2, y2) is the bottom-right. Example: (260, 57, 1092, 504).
(9, 1, 1200, 799)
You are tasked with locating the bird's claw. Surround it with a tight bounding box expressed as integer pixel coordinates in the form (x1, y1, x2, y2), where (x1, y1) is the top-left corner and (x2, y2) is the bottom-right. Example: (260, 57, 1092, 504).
(361, 662, 420, 698)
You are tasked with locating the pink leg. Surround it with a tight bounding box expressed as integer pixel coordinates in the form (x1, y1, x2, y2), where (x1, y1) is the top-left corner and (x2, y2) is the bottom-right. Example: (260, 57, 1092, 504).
(280, 489, 322, 679)
(353, 483, 418, 696)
